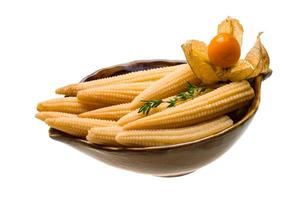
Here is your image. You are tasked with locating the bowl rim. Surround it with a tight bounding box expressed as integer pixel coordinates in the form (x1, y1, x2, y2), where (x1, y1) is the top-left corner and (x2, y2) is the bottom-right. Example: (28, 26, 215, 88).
(49, 60, 263, 152)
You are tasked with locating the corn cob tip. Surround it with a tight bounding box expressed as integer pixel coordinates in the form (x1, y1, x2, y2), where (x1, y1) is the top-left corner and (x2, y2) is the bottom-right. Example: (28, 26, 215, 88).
(35, 112, 77, 122)
(116, 109, 141, 126)
(36, 103, 44, 112)
(44, 117, 57, 126)
(86, 130, 95, 141)
(35, 97, 96, 114)
(55, 83, 78, 96)
(78, 111, 100, 119)
(35, 113, 43, 121)
(44, 117, 117, 138)
(87, 126, 122, 146)
(116, 118, 126, 126)
(78, 112, 89, 118)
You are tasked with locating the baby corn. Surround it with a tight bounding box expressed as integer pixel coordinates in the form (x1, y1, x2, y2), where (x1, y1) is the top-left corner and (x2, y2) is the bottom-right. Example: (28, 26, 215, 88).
(80, 103, 131, 120)
(35, 112, 77, 121)
(124, 81, 254, 130)
(118, 107, 163, 126)
(118, 86, 215, 126)
(37, 97, 98, 114)
(77, 99, 107, 108)
(118, 95, 177, 126)
(116, 116, 233, 147)
(87, 126, 122, 146)
(56, 65, 181, 96)
(77, 82, 152, 106)
(45, 117, 117, 138)
(130, 64, 201, 109)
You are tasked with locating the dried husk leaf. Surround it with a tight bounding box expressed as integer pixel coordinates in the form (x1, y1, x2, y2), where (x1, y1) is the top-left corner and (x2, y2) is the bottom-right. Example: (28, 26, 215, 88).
(215, 59, 254, 81)
(181, 40, 219, 84)
(246, 32, 270, 78)
(225, 60, 255, 81)
(218, 16, 244, 47)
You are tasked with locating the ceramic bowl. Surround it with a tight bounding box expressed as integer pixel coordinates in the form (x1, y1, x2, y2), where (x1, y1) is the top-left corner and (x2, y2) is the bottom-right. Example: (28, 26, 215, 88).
(49, 59, 267, 177)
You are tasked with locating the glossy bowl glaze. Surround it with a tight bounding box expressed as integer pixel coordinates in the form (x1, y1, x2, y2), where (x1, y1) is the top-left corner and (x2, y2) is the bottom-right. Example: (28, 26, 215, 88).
(49, 59, 265, 177)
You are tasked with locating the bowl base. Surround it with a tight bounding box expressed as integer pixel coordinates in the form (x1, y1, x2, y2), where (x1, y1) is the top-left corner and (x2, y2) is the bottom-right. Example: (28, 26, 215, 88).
(157, 170, 196, 178)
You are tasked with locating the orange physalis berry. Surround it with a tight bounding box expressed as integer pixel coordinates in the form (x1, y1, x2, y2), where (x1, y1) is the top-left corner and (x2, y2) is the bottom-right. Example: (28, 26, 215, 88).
(208, 33, 241, 68)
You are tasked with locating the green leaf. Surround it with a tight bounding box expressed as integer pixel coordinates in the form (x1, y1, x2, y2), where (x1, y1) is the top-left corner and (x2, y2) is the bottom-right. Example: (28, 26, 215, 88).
(167, 99, 177, 107)
(138, 100, 162, 115)
(187, 82, 196, 95)
(177, 92, 188, 100)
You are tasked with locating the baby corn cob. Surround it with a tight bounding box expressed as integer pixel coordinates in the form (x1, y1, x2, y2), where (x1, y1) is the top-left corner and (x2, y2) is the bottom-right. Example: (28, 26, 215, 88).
(77, 82, 152, 106)
(118, 95, 178, 126)
(116, 116, 233, 147)
(45, 117, 117, 138)
(124, 81, 254, 130)
(80, 103, 131, 120)
(35, 112, 77, 121)
(130, 64, 201, 109)
(56, 65, 181, 96)
(87, 126, 122, 146)
(37, 97, 98, 114)
(118, 86, 216, 126)
(118, 106, 163, 126)
(77, 99, 107, 108)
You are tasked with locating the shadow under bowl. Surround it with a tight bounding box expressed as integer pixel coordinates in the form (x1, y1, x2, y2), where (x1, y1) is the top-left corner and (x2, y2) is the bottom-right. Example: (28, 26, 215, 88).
(49, 59, 264, 177)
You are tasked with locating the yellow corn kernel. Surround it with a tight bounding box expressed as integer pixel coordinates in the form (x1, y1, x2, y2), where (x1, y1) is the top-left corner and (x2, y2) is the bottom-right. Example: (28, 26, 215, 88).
(35, 112, 77, 121)
(79, 103, 131, 120)
(124, 81, 254, 130)
(45, 117, 117, 138)
(56, 65, 181, 96)
(130, 64, 201, 109)
(77, 82, 152, 106)
(116, 116, 233, 147)
(87, 126, 122, 146)
(37, 97, 99, 114)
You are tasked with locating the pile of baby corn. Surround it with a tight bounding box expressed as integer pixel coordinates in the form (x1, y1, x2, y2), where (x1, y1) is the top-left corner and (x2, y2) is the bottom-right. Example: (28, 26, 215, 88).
(36, 66, 253, 147)
(36, 17, 269, 147)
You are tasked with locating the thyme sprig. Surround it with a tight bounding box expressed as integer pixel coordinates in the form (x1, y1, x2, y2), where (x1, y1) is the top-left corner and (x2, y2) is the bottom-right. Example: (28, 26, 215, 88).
(138, 100, 162, 115)
(138, 82, 210, 115)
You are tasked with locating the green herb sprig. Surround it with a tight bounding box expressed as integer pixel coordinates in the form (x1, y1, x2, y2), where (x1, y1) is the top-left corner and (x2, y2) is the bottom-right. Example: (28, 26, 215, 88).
(138, 100, 162, 115)
(138, 82, 210, 115)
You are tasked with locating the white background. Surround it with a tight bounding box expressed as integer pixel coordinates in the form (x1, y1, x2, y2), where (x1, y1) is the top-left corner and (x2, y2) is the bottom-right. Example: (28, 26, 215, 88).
(0, 0, 299, 199)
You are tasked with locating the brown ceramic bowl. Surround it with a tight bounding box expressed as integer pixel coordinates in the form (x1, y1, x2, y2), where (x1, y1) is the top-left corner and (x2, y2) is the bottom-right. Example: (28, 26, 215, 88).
(49, 59, 268, 177)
